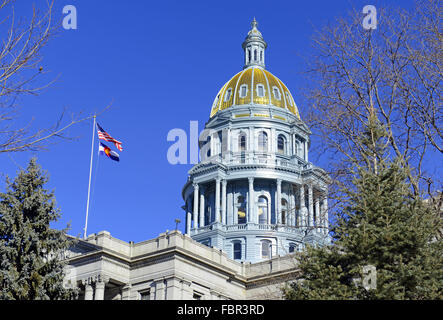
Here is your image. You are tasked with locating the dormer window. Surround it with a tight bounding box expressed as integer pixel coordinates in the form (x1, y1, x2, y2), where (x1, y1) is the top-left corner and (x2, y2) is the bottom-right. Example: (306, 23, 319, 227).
(273, 87, 281, 100)
(239, 85, 248, 98)
(256, 84, 265, 97)
(224, 88, 232, 101)
(286, 92, 292, 106)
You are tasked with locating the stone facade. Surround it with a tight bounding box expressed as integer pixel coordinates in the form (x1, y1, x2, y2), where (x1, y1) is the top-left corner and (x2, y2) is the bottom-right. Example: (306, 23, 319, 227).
(64, 230, 299, 300)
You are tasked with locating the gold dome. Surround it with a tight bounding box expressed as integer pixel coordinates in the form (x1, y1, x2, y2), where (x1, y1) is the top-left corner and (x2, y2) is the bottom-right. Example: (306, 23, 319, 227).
(210, 66, 300, 120)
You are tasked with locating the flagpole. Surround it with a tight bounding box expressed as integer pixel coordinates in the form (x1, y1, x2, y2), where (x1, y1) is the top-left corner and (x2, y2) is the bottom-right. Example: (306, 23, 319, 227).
(84, 114, 96, 239)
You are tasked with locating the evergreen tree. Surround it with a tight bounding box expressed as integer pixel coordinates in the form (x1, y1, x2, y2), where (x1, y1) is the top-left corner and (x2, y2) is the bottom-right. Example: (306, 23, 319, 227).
(0, 158, 77, 300)
(284, 114, 443, 300)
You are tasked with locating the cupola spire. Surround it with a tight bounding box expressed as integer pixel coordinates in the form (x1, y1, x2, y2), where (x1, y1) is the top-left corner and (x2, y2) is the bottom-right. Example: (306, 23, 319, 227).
(242, 18, 267, 69)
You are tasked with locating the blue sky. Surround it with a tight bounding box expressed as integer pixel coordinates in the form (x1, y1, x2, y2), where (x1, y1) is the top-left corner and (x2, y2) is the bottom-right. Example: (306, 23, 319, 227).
(0, 0, 417, 243)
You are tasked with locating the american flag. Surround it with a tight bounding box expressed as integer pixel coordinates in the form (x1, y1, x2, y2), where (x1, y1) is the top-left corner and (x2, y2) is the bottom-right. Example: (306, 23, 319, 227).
(96, 123, 123, 151)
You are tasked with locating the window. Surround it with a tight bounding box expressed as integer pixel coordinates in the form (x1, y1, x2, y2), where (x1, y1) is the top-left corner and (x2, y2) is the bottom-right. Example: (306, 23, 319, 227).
(239, 85, 248, 98)
(237, 195, 246, 224)
(281, 198, 288, 225)
(261, 240, 272, 259)
(286, 92, 293, 106)
(206, 135, 211, 158)
(224, 88, 232, 102)
(258, 196, 268, 224)
(273, 87, 281, 100)
(256, 84, 265, 97)
(277, 135, 286, 154)
(258, 132, 268, 152)
(260, 50, 263, 62)
(296, 138, 303, 157)
(254, 49, 257, 61)
(289, 243, 296, 253)
(233, 242, 242, 260)
(239, 133, 246, 163)
(248, 49, 251, 63)
(140, 289, 150, 300)
(239, 133, 246, 151)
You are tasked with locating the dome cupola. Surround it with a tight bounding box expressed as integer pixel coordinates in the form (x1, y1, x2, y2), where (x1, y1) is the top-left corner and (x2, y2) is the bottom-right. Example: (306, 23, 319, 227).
(242, 18, 267, 69)
(210, 19, 300, 120)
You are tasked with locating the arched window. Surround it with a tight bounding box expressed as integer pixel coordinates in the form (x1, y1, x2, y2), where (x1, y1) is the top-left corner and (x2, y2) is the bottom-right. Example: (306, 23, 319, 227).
(261, 240, 272, 259)
(273, 87, 281, 100)
(239, 85, 248, 98)
(281, 198, 288, 225)
(248, 49, 251, 63)
(239, 133, 246, 151)
(258, 132, 268, 152)
(277, 135, 286, 154)
(233, 241, 242, 260)
(254, 49, 257, 61)
(206, 135, 211, 158)
(286, 92, 293, 106)
(238, 133, 246, 163)
(256, 84, 265, 97)
(224, 88, 232, 102)
(260, 50, 263, 62)
(237, 195, 246, 224)
(258, 196, 268, 224)
(289, 243, 296, 253)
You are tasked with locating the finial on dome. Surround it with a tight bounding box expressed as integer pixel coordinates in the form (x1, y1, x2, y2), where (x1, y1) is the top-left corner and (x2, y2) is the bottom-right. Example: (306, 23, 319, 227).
(251, 17, 258, 29)
(242, 18, 267, 69)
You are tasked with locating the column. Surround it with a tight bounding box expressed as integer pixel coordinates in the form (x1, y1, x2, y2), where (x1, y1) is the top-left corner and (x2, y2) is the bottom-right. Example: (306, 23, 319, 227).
(276, 179, 282, 224)
(227, 190, 233, 225)
(221, 180, 227, 225)
(215, 178, 220, 223)
(84, 284, 93, 300)
(199, 187, 205, 227)
(186, 200, 191, 235)
(290, 186, 296, 226)
(248, 127, 253, 163)
(315, 196, 320, 228)
(322, 195, 329, 235)
(308, 185, 314, 226)
(248, 177, 254, 223)
(226, 128, 231, 162)
(292, 134, 296, 156)
(299, 185, 306, 226)
(94, 280, 105, 300)
(193, 183, 199, 229)
(304, 141, 308, 161)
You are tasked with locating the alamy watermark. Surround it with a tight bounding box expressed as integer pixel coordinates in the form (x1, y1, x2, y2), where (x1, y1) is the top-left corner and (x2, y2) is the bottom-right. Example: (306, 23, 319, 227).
(362, 265, 377, 290)
(166, 121, 239, 165)
(362, 5, 377, 30)
(63, 5, 77, 30)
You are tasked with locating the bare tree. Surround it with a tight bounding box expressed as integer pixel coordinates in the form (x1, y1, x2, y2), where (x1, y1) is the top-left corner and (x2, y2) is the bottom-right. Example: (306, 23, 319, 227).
(0, 0, 104, 154)
(302, 0, 442, 210)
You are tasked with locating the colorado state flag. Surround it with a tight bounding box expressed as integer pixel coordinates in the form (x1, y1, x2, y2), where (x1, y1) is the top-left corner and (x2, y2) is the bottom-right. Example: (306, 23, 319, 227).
(99, 142, 120, 162)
